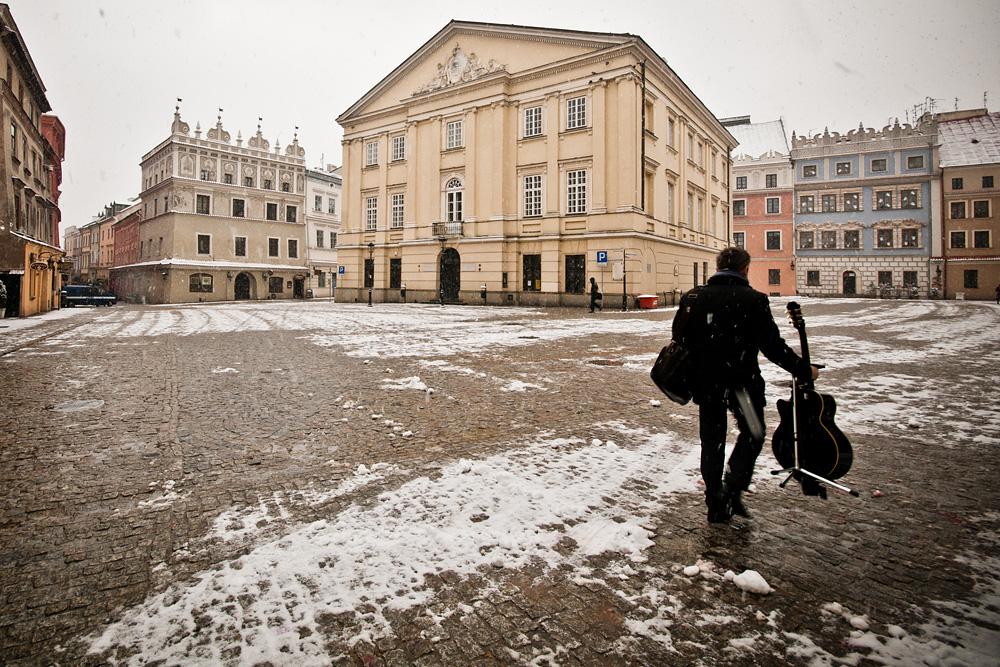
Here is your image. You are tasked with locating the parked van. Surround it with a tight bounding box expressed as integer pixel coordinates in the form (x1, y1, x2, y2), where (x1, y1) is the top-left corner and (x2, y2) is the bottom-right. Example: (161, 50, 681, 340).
(61, 284, 117, 307)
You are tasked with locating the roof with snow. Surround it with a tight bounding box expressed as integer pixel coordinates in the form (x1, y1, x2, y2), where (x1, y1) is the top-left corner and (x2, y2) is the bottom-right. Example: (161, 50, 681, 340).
(939, 111, 1000, 167)
(722, 118, 789, 160)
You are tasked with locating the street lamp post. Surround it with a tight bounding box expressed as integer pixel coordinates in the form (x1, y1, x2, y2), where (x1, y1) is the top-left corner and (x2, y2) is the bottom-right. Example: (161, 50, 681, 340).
(367, 242, 374, 307)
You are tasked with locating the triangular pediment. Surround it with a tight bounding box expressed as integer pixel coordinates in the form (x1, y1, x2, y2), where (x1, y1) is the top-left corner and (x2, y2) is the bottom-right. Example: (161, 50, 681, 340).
(338, 20, 634, 123)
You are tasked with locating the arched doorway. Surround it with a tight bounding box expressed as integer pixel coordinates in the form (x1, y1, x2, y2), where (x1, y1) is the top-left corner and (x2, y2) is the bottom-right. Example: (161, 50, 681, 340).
(234, 273, 252, 300)
(842, 271, 857, 296)
(440, 248, 460, 302)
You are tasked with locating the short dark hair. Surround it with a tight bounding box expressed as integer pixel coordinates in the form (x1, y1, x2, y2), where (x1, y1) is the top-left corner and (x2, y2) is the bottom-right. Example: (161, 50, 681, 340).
(717, 246, 751, 272)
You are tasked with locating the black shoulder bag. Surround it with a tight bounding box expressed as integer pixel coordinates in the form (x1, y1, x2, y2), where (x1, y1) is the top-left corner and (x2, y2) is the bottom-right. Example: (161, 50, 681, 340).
(650, 287, 702, 405)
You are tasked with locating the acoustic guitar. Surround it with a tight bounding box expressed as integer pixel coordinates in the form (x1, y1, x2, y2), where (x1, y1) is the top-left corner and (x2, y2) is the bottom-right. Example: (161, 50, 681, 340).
(772, 302, 853, 481)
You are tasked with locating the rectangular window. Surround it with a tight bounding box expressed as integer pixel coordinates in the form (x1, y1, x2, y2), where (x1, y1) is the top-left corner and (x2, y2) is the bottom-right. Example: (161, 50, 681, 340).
(822, 231, 837, 249)
(878, 271, 893, 286)
(287, 239, 298, 259)
(391, 193, 405, 228)
(196, 194, 210, 215)
(984, 176, 994, 188)
(390, 258, 402, 289)
(974, 230, 990, 248)
(235, 236, 247, 257)
(964, 270, 979, 289)
(952, 177, 963, 190)
(768, 269, 781, 285)
(799, 231, 815, 248)
(800, 196, 814, 213)
(318, 273, 326, 288)
(524, 174, 542, 217)
(328, 198, 336, 215)
(366, 141, 378, 166)
(524, 106, 542, 137)
(907, 155, 924, 169)
(876, 191, 893, 210)
(392, 135, 405, 162)
(766, 174, 777, 188)
(877, 229, 893, 248)
(316, 230, 324, 248)
(282, 182, 290, 192)
(844, 192, 860, 212)
(232, 199, 245, 217)
(566, 169, 587, 215)
(803, 164, 817, 178)
(566, 96, 587, 129)
(285, 205, 297, 223)
(224, 173, 233, 184)
(667, 118, 675, 147)
(266, 202, 278, 220)
(9, 122, 15, 159)
(200, 170, 210, 181)
(666, 181, 674, 223)
(807, 271, 821, 286)
(523, 254, 541, 291)
(197, 234, 211, 255)
(263, 179, 272, 190)
(871, 158, 888, 173)
(903, 271, 918, 288)
(268, 237, 280, 257)
(331, 233, 337, 247)
(314, 195, 323, 211)
(736, 176, 747, 190)
(950, 231, 966, 248)
(951, 202, 966, 219)
(244, 176, 254, 188)
(902, 228, 919, 248)
(974, 201, 990, 218)
(844, 230, 859, 248)
(565, 254, 586, 294)
(446, 120, 463, 149)
(901, 189, 919, 209)
(733, 200, 746, 216)
(836, 161, 851, 175)
(733, 231, 745, 248)
(366, 197, 378, 231)
(766, 231, 781, 250)
(363, 258, 373, 289)
(189, 274, 213, 293)
(822, 194, 837, 212)
(269, 276, 283, 293)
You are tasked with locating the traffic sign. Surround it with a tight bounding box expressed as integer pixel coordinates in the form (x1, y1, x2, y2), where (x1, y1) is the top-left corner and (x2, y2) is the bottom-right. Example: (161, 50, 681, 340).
(596, 250, 607, 267)
(338, 266, 345, 275)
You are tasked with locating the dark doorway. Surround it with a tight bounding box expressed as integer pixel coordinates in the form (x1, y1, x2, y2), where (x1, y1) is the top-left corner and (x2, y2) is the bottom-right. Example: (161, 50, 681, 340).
(234, 273, 251, 300)
(293, 277, 305, 298)
(389, 258, 402, 289)
(565, 255, 586, 294)
(843, 271, 857, 295)
(440, 248, 460, 301)
(1, 274, 21, 317)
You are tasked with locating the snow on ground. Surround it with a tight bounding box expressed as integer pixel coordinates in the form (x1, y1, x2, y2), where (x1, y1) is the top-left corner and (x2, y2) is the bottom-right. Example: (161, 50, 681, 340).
(88, 428, 702, 665)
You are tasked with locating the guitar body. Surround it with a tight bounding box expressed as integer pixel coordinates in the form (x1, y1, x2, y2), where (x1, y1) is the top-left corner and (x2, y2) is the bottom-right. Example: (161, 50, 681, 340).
(771, 301, 853, 482)
(773, 388, 853, 480)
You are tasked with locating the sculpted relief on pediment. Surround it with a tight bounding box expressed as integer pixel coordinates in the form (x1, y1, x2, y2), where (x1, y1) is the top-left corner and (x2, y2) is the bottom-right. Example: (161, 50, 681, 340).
(414, 45, 506, 95)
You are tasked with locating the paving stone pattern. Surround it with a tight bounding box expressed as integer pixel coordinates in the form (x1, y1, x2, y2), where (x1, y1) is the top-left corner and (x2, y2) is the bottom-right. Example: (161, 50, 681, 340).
(0, 301, 998, 666)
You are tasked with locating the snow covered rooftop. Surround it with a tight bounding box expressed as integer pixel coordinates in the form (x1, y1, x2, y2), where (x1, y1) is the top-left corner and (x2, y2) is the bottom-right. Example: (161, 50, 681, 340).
(724, 118, 789, 160)
(938, 111, 1000, 167)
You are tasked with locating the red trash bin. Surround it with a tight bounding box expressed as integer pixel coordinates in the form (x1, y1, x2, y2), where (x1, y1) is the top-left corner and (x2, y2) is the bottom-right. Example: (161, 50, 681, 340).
(637, 294, 658, 309)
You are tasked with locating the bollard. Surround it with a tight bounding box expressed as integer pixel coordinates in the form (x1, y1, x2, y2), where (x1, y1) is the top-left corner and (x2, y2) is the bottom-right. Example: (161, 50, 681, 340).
(480, 285, 487, 302)
(401, 284, 406, 303)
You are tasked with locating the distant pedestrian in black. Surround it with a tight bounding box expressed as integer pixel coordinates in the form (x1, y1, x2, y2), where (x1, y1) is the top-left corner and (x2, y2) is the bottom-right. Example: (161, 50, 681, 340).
(673, 247, 818, 522)
(995, 283, 1000, 305)
(0, 278, 6, 319)
(589, 277, 602, 313)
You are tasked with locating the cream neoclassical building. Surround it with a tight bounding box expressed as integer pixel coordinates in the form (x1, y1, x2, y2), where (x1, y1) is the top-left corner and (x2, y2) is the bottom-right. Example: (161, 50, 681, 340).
(335, 21, 737, 307)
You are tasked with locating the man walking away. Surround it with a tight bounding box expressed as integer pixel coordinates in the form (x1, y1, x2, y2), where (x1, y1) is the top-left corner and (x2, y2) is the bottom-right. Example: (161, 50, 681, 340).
(589, 277, 602, 313)
(673, 247, 818, 522)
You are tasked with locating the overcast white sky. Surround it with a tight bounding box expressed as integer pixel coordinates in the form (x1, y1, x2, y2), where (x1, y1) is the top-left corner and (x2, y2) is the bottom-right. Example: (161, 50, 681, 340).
(9, 0, 1000, 234)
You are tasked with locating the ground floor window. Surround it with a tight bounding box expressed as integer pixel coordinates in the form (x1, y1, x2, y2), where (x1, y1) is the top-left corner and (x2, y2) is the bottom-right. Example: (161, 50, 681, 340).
(269, 276, 283, 293)
(903, 271, 918, 288)
(189, 273, 213, 293)
(523, 254, 541, 291)
(878, 271, 893, 286)
(364, 259, 374, 288)
(318, 272, 326, 288)
(806, 270, 820, 286)
(390, 258, 402, 289)
(964, 270, 979, 289)
(768, 268, 781, 285)
(565, 254, 585, 294)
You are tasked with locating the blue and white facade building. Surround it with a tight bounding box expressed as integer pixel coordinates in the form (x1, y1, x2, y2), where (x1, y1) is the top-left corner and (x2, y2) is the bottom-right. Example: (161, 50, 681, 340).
(790, 119, 939, 296)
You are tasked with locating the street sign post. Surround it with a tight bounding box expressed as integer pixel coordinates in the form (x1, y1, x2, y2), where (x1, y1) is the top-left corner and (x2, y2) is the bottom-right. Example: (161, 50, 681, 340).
(596, 250, 607, 268)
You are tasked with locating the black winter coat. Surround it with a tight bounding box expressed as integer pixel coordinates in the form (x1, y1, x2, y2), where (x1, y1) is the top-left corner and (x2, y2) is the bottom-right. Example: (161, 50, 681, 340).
(673, 271, 811, 405)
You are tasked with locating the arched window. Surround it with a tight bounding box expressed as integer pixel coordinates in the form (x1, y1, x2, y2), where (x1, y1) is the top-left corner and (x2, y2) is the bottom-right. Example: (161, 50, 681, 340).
(445, 178, 463, 222)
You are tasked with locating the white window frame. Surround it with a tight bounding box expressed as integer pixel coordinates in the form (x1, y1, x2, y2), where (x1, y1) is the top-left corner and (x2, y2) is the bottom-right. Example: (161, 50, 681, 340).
(733, 231, 746, 248)
(733, 199, 746, 216)
(445, 178, 463, 222)
(365, 197, 378, 231)
(524, 106, 543, 138)
(566, 96, 587, 130)
(446, 120, 463, 150)
(365, 141, 378, 167)
(287, 238, 298, 259)
(566, 169, 587, 215)
(316, 230, 324, 248)
(766, 197, 781, 214)
(392, 135, 405, 162)
(328, 197, 336, 215)
(524, 174, 543, 217)
(196, 233, 212, 255)
(666, 181, 675, 223)
(268, 236, 280, 258)
(391, 193, 405, 228)
(234, 235, 247, 257)
(314, 194, 323, 211)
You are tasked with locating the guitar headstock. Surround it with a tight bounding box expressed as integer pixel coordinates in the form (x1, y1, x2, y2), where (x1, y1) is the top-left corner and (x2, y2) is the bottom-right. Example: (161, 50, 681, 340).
(786, 301, 805, 332)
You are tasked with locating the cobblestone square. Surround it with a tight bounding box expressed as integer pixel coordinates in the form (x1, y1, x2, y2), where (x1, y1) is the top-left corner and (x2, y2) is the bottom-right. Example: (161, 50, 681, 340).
(1, 299, 999, 666)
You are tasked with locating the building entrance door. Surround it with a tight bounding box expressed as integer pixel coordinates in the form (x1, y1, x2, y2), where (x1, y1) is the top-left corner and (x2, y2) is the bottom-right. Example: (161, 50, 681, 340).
(440, 248, 460, 302)
(234, 273, 251, 300)
(293, 277, 305, 298)
(843, 271, 857, 295)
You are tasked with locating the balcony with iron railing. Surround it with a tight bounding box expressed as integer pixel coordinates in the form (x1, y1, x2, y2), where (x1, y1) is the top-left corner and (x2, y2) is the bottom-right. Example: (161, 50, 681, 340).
(432, 221, 464, 237)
